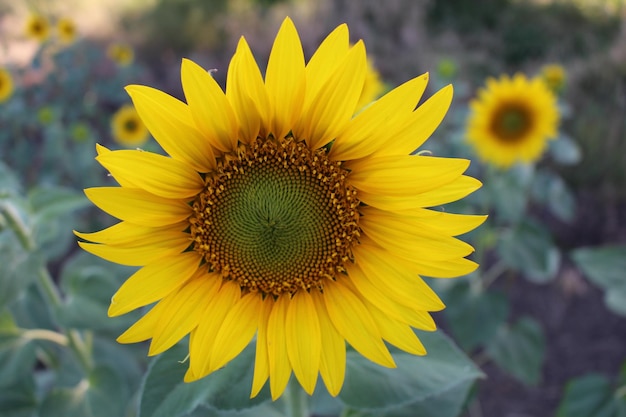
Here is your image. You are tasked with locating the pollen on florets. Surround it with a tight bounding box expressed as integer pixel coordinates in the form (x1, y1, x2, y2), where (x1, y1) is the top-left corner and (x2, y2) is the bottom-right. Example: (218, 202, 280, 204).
(189, 137, 360, 296)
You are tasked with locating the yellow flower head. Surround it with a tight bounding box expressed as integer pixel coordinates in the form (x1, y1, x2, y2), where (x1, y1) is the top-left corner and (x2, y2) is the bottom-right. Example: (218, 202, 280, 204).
(111, 104, 149, 146)
(466, 73, 559, 168)
(25, 14, 50, 42)
(107, 43, 135, 67)
(540, 63, 567, 93)
(78, 18, 484, 400)
(355, 58, 385, 110)
(0, 68, 14, 103)
(57, 17, 77, 45)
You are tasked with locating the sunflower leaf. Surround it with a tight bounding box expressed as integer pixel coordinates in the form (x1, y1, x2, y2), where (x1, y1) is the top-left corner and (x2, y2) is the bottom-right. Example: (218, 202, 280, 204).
(555, 373, 626, 417)
(497, 218, 561, 283)
(548, 133, 582, 166)
(337, 331, 483, 416)
(485, 316, 545, 386)
(571, 245, 626, 317)
(138, 342, 271, 417)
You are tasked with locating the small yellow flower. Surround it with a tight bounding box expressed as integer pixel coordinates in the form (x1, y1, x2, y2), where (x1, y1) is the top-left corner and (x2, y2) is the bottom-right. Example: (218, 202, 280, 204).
(540, 64, 567, 93)
(78, 18, 484, 401)
(466, 73, 559, 168)
(0, 68, 14, 103)
(70, 123, 92, 142)
(37, 107, 56, 125)
(111, 105, 149, 146)
(355, 59, 385, 110)
(107, 43, 134, 67)
(25, 14, 50, 42)
(57, 18, 77, 45)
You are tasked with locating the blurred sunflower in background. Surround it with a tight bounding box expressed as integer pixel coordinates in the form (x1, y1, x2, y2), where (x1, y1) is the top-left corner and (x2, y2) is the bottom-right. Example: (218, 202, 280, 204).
(107, 43, 135, 67)
(0, 68, 14, 103)
(466, 73, 559, 168)
(57, 17, 77, 45)
(77, 18, 484, 400)
(110, 104, 149, 146)
(25, 14, 50, 42)
(540, 63, 567, 94)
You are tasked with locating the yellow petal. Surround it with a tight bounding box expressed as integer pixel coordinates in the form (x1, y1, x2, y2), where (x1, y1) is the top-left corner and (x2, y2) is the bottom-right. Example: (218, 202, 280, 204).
(95, 144, 134, 187)
(285, 291, 321, 395)
(189, 280, 241, 379)
(345, 272, 437, 337)
(84, 187, 191, 227)
(356, 175, 482, 211)
(78, 235, 190, 266)
(226, 37, 266, 143)
(303, 24, 350, 112)
(375, 84, 454, 156)
(251, 296, 274, 398)
(406, 256, 479, 279)
(323, 279, 395, 368)
(74, 221, 188, 246)
(351, 242, 445, 311)
(149, 273, 221, 356)
(347, 155, 469, 197)
(96, 150, 204, 199)
(265, 17, 305, 140)
(181, 58, 238, 152)
(359, 209, 475, 261)
(116, 296, 169, 343)
(367, 302, 427, 356)
(125, 85, 216, 172)
(311, 290, 345, 397)
(331, 73, 429, 161)
(360, 207, 487, 237)
(297, 41, 366, 150)
(266, 294, 292, 400)
(210, 292, 262, 371)
(108, 252, 201, 317)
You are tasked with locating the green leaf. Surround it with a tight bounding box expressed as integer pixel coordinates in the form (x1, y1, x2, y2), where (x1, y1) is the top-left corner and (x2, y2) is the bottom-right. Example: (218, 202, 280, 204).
(28, 186, 90, 219)
(337, 331, 483, 416)
(0, 161, 22, 200)
(39, 366, 130, 417)
(530, 170, 576, 223)
(57, 251, 139, 331)
(497, 219, 560, 283)
(28, 187, 90, 261)
(0, 230, 43, 310)
(548, 134, 582, 166)
(571, 246, 626, 317)
(485, 166, 533, 224)
(139, 342, 271, 417)
(485, 316, 545, 386)
(555, 374, 622, 417)
(0, 375, 37, 417)
(0, 334, 37, 387)
(442, 281, 509, 351)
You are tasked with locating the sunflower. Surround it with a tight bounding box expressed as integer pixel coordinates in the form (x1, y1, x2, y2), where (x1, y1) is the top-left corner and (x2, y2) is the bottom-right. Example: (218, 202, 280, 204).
(355, 58, 385, 110)
(57, 17, 77, 45)
(540, 63, 566, 93)
(107, 43, 134, 67)
(110, 104, 149, 146)
(77, 18, 484, 400)
(25, 14, 50, 42)
(0, 68, 14, 103)
(466, 73, 559, 168)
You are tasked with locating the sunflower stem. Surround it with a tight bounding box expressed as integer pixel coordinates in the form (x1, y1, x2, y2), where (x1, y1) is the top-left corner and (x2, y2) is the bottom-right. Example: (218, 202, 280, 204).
(284, 379, 310, 417)
(2, 202, 94, 373)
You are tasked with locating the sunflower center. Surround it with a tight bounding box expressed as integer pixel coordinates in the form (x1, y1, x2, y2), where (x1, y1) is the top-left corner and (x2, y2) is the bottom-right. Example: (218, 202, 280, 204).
(190, 137, 360, 296)
(124, 119, 138, 133)
(491, 104, 532, 142)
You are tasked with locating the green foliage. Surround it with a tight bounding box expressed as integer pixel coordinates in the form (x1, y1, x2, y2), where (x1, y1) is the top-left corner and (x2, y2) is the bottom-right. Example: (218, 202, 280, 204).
(571, 245, 626, 317)
(556, 369, 626, 417)
(485, 316, 546, 386)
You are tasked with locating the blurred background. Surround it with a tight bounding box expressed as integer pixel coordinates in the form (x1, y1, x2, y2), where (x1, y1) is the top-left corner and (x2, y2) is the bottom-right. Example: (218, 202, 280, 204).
(1, 0, 626, 416)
